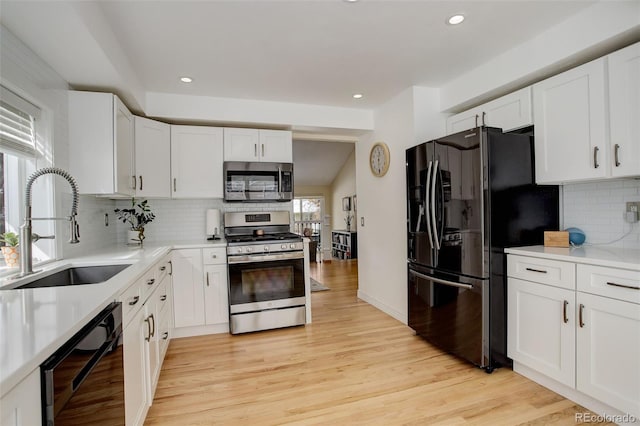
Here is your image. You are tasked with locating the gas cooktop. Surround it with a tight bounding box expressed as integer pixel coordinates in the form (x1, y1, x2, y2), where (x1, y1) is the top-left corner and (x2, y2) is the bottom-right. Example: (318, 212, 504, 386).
(226, 232, 302, 245)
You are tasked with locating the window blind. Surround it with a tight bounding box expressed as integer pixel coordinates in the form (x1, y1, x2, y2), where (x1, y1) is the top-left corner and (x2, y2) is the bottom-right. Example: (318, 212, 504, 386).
(0, 85, 39, 157)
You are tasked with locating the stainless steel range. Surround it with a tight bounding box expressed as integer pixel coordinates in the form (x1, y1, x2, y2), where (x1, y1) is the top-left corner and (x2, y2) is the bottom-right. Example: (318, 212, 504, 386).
(224, 211, 306, 334)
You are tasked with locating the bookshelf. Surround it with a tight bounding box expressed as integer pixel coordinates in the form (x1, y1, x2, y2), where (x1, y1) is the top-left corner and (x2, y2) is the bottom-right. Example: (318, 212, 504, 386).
(331, 230, 357, 260)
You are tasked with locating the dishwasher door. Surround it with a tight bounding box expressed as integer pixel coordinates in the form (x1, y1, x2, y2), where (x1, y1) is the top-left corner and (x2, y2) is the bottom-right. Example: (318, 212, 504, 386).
(41, 302, 125, 425)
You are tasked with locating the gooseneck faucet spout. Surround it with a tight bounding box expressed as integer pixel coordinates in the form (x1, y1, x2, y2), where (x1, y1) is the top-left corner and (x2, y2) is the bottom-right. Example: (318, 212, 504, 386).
(19, 167, 80, 277)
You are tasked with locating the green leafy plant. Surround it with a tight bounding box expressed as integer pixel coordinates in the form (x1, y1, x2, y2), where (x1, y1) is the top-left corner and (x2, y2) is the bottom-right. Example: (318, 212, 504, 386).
(114, 199, 156, 231)
(0, 232, 19, 247)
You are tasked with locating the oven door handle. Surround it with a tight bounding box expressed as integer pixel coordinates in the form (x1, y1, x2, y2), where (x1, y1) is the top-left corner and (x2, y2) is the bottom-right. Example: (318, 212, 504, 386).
(228, 251, 304, 264)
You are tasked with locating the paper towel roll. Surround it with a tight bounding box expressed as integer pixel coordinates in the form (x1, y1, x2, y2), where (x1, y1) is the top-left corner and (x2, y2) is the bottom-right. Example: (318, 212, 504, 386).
(206, 209, 221, 236)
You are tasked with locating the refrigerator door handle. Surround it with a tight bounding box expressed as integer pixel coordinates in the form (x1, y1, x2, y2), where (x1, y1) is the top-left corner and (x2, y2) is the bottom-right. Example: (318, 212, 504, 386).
(409, 269, 474, 290)
(425, 161, 434, 247)
(431, 160, 441, 250)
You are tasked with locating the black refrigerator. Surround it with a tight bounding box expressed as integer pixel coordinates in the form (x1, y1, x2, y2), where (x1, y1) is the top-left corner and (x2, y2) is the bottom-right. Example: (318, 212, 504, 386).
(406, 126, 559, 372)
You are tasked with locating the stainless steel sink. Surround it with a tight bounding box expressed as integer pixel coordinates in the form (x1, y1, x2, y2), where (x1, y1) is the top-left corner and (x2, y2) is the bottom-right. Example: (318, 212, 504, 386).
(4, 264, 131, 290)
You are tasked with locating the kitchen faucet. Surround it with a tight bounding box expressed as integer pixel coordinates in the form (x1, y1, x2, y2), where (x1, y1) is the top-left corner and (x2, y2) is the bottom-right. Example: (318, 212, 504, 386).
(19, 167, 80, 277)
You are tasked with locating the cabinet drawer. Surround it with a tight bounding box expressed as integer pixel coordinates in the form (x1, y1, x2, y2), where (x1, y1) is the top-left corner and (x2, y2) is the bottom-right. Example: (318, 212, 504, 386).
(139, 268, 159, 302)
(507, 255, 575, 290)
(577, 264, 640, 304)
(156, 278, 171, 314)
(156, 257, 170, 284)
(120, 281, 142, 327)
(203, 247, 227, 265)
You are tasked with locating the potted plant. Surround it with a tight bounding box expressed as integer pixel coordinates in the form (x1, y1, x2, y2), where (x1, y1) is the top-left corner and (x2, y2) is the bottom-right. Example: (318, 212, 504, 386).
(0, 232, 20, 268)
(114, 199, 156, 246)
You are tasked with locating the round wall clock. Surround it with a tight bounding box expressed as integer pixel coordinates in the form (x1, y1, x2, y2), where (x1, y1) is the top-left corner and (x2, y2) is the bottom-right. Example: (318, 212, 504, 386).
(369, 142, 390, 177)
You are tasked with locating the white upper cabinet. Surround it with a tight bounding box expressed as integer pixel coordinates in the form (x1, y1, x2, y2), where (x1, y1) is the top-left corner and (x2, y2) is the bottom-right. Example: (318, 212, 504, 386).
(446, 87, 533, 134)
(170, 125, 224, 198)
(223, 128, 292, 162)
(608, 42, 640, 178)
(134, 116, 171, 198)
(69, 91, 135, 196)
(533, 58, 607, 184)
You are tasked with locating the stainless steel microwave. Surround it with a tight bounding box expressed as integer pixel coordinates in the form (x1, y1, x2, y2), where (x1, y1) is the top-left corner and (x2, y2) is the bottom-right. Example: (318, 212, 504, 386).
(223, 161, 293, 202)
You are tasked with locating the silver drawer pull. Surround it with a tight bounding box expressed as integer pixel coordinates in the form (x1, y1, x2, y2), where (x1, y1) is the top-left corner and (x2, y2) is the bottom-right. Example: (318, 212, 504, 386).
(147, 278, 155, 286)
(579, 304, 585, 328)
(563, 300, 569, 324)
(606, 281, 640, 291)
(162, 332, 169, 340)
(525, 267, 547, 274)
(160, 295, 167, 301)
(160, 266, 166, 271)
(128, 296, 140, 306)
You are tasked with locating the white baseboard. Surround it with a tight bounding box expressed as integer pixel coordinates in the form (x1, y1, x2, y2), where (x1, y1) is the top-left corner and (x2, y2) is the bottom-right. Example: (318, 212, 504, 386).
(171, 322, 229, 338)
(357, 289, 406, 324)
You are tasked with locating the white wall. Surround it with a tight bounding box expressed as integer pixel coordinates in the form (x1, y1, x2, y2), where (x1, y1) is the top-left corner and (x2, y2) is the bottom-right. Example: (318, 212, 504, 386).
(356, 87, 444, 323)
(331, 150, 357, 232)
(563, 180, 640, 250)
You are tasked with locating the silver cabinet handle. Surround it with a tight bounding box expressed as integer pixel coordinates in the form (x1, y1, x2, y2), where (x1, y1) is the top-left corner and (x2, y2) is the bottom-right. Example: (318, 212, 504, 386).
(162, 332, 169, 340)
(481, 111, 486, 126)
(593, 146, 600, 169)
(206, 272, 210, 287)
(525, 267, 547, 274)
(254, 143, 257, 157)
(160, 295, 167, 301)
(128, 296, 140, 306)
(168, 260, 173, 275)
(173, 178, 177, 192)
(139, 175, 143, 191)
(147, 278, 155, 286)
(563, 300, 569, 324)
(579, 304, 585, 328)
(606, 281, 640, 291)
(474, 114, 479, 128)
(160, 266, 166, 271)
(262, 143, 265, 157)
(614, 144, 621, 167)
(132, 175, 137, 190)
(150, 314, 155, 337)
(144, 317, 151, 341)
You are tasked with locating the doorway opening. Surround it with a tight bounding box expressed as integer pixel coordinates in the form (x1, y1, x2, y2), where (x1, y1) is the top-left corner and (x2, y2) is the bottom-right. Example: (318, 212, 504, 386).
(293, 197, 323, 262)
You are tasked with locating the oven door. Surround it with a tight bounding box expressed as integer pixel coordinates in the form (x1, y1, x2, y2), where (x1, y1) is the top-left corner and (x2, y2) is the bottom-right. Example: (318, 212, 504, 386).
(227, 251, 305, 313)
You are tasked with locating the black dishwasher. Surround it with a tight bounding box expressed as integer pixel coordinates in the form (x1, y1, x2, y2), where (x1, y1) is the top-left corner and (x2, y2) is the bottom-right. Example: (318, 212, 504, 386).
(41, 302, 125, 425)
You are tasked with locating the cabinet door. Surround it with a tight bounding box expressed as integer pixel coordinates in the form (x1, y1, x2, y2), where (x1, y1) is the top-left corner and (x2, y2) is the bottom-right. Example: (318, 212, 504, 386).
(171, 249, 205, 328)
(114, 96, 135, 197)
(123, 307, 149, 426)
(145, 301, 160, 399)
(0, 369, 41, 426)
(507, 278, 575, 387)
(533, 58, 607, 184)
(223, 128, 260, 161)
(69, 91, 134, 195)
(259, 130, 293, 162)
(170, 126, 223, 198)
(576, 292, 640, 418)
(203, 264, 229, 325)
(482, 87, 532, 132)
(134, 116, 171, 198)
(446, 106, 481, 134)
(609, 42, 640, 178)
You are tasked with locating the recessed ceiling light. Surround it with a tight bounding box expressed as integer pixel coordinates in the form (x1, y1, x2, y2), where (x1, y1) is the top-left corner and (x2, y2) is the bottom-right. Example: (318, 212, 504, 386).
(344, 0, 359, 3)
(353, 93, 363, 99)
(447, 14, 465, 25)
(180, 77, 193, 83)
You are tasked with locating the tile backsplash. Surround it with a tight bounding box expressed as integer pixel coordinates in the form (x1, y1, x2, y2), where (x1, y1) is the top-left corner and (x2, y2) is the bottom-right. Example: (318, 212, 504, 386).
(563, 179, 640, 249)
(62, 195, 117, 258)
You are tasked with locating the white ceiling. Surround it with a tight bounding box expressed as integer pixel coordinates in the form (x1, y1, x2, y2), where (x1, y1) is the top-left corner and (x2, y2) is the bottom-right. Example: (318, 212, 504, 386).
(0, 0, 602, 185)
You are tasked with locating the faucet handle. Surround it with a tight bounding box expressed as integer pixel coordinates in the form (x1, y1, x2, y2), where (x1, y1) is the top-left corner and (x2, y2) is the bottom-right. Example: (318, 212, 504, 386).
(69, 216, 80, 244)
(32, 233, 55, 243)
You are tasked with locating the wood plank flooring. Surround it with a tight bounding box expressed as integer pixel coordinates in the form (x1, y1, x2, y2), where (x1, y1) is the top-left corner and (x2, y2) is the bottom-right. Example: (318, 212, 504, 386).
(146, 260, 603, 425)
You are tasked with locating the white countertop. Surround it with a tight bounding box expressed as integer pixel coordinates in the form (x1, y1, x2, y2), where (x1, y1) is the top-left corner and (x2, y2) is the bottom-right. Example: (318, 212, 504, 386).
(505, 245, 640, 271)
(0, 239, 227, 397)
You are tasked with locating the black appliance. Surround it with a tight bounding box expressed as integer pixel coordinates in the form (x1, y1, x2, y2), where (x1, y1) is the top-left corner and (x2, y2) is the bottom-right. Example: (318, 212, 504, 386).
(406, 126, 559, 372)
(41, 302, 124, 425)
(224, 211, 306, 334)
(223, 161, 293, 202)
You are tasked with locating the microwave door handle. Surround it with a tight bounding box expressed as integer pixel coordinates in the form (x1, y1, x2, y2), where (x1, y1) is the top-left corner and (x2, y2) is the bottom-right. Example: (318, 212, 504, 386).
(431, 160, 440, 250)
(278, 166, 282, 193)
(425, 161, 434, 247)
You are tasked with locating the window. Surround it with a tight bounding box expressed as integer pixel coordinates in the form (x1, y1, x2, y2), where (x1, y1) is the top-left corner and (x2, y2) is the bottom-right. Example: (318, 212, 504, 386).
(293, 197, 323, 257)
(0, 85, 43, 270)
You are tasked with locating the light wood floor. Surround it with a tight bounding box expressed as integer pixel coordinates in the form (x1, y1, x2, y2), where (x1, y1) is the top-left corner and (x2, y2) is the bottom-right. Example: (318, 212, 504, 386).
(146, 260, 604, 425)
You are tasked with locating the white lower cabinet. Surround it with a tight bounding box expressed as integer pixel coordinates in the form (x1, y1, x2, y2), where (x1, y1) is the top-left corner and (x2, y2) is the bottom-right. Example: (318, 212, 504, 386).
(172, 247, 229, 337)
(0, 368, 41, 426)
(121, 255, 173, 426)
(508, 253, 640, 419)
(507, 278, 575, 387)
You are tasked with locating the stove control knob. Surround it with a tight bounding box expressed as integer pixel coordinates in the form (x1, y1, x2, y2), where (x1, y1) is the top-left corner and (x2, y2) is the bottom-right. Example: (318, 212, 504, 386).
(246, 247, 253, 253)
(235, 247, 242, 254)
(281, 244, 287, 249)
(290, 243, 296, 249)
(264, 246, 269, 252)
